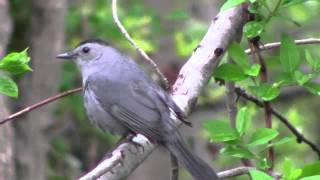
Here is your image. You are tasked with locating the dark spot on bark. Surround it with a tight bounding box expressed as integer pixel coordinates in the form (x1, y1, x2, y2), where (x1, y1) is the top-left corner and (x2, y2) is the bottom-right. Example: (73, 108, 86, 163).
(214, 48, 224, 57)
(213, 16, 218, 21)
(193, 44, 202, 52)
(120, 150, 125, 159)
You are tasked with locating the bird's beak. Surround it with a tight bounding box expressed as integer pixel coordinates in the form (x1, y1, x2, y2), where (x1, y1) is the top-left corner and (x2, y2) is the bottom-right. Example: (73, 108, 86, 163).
(56, 51, 78, 60)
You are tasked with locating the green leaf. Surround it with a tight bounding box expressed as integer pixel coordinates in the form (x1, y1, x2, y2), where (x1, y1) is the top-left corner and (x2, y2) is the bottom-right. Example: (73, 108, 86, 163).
(257, 158, 271, 169)
(303, 82, 320, 95)
(236, 107, 251, 136)
(0, 75, 18, 97)
(220, 146, 255, 159)
(214, 63, 248, 81)
(283, 158, 302, 180)
(244, 64, 261, 77)
(0, 48, 32, 75)
(300, 176, 320, 180)
(248, 128, 279, 146)
(228, 42, 249, 68)
(305, 50, 320, 73)
(294, 70, 312, 86)
(243, 21, 265, 38)
(280, 34, 301, 75)
(249, 170, 273, 180)
(300, 161, 320, 178)
(221, 0, 246, 11)
(248, 83, 280, 101)
(203, 120, 239, 142)
(267, 137, 294, 148)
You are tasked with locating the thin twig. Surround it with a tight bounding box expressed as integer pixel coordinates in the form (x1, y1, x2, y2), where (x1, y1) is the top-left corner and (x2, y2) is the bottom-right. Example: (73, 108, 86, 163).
(245, 38, 320, 54)
(248, 38, 275, 170)
(218, 166, 281, 179)
(218, 166, 255, 179)
(235, 87, 320, 158)
(0, 87, 82, 125)
(170, 153, 179, 180)
(111, 0, 169, 89)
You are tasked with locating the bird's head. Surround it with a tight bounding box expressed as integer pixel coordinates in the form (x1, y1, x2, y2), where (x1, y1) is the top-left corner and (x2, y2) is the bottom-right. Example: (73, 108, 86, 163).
(56, 39, 110, 65)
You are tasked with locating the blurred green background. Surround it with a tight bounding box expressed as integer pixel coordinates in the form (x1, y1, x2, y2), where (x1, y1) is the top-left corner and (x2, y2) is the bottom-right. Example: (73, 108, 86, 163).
(0, 0, 319, 180)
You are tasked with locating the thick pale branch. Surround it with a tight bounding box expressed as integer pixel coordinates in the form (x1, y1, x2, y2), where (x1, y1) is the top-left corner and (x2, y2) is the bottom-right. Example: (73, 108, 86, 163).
(79, 5, 247, 180)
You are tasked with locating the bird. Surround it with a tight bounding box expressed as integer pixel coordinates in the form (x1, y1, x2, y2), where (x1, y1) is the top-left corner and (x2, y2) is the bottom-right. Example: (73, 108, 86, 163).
(56, 39, 219, 180)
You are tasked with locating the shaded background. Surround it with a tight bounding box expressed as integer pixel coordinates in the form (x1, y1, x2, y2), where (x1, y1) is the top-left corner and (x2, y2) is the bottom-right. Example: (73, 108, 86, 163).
(0, 0, 320, 179)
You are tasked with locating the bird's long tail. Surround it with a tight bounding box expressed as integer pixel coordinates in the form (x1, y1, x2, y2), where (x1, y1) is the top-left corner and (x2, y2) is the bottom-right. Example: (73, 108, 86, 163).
(165, 131, 219, 180)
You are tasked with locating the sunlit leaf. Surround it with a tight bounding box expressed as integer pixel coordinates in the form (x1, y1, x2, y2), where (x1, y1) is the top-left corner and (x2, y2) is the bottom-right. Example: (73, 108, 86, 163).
(280, 34, 301, 75)
(243, 21, 264, 38)
(214, 63, 248, 81)
(236, 106, 251, 136)
(249, 170, 273, 180)
(203, 120, 239, 142)
(0, 75, 18, 98)
(221, 0, 246, 11)
(248, 128, 279, 146)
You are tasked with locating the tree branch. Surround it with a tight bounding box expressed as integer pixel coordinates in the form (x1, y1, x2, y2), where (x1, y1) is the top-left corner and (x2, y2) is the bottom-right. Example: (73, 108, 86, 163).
(79, 5, 247, 180)
(235, 87, 320, 158)
(111, 0, 169, 88)
(245, 38, 320, 54)
(0, 87, 82, 125)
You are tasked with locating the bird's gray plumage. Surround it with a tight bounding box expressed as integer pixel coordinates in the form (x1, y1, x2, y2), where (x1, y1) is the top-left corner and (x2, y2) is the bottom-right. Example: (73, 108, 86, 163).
(56, 40, 219, 180)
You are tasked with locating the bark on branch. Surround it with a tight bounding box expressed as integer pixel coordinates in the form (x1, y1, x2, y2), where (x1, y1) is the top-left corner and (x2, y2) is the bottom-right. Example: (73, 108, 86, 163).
(79, 5, 247, 180)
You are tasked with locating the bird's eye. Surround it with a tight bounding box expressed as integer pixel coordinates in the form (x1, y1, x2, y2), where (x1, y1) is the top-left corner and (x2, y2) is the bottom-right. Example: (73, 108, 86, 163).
(82, 47, 90, 53)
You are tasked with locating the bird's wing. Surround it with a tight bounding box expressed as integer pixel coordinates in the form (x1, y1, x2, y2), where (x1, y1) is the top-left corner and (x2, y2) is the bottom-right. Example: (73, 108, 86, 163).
(87, 74, 166, 141)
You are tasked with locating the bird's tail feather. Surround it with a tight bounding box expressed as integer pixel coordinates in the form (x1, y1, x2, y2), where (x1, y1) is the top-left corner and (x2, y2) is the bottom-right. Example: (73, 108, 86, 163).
(166, 132, 219, 180)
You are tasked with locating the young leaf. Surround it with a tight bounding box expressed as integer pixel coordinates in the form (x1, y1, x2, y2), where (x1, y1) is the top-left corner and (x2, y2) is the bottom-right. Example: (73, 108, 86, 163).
(236, 106, 251, 136)
(220, 0, 246, 11)
(248, 83, 280, 101)
(249, 170, 273, 180)
(257, 157, 271, 169)
(300, 161, 320, 178)
(214, 63, 247, 81)
(0, 48, 32, 75)
(280, 34, 301, 75)
(305, 50, 320, 73)
(243, 21, 264, 38)
(203, 120, 239, 142)
(220, 146, 255, 159)
(267, 137, 294, 148)
(300, 176, 320, 180)
(248, 128, 279, 146)
(244, 64, 261, 77)
(283, 158, 303, 180)
(294, 70, 312, 86)
(0, 75, 18, 98)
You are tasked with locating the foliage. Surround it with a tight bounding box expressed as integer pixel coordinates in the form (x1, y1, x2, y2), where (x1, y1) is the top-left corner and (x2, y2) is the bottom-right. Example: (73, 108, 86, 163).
(202, 0, 320, 179)
(0, 48, 31, 97)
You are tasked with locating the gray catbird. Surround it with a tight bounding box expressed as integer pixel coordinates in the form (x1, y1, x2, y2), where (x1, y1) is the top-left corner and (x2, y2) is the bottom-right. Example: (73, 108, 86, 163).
(56, 39, 219, 180)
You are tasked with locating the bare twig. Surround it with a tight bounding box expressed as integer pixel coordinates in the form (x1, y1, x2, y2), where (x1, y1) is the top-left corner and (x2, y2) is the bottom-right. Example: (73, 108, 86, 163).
(0, 87, 82, 125)
(218, 166, 255, 179)
(245, 38, 320, 54)
(111, 0, 169, 89)
(218, 166, 281, 179)
(170, 153, 179, 180)
(235, 87, 320, 158)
